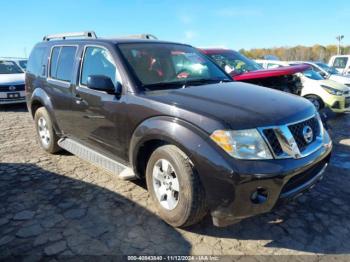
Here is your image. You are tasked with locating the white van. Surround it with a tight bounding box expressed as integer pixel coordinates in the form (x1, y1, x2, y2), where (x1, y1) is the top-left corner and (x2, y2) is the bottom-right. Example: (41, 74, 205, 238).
(328, 55, 350, 75)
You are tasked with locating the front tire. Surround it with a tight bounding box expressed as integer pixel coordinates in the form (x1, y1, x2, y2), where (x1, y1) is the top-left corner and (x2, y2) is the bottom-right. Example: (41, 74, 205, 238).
(34, 107, 61, 154)
(146, 145, 207, 227)
(305, 95, 324, 111)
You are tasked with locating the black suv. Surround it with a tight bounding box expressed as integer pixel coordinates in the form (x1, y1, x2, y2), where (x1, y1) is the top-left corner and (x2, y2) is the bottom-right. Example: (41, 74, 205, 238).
(26, 32, 332, 227)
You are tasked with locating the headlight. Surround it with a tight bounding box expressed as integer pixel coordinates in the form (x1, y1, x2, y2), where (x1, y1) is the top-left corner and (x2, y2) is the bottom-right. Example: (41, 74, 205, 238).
(321, 85, 343, 96)
(210, 129, 273, 159)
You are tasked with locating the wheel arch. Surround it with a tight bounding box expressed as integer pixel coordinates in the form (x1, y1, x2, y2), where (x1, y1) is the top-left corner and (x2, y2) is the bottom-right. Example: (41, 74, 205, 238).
(129, 116, 209, 179)
(30, 88, 61, 134)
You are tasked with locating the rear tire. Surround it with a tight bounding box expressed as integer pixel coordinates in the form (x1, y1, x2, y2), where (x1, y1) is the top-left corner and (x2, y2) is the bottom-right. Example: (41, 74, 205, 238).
(146, 145, 207, 227)
(34, 107, 61, 154)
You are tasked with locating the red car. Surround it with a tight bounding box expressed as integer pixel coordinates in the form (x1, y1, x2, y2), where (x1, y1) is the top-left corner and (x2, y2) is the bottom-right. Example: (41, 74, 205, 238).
(200, 48, 310, 95)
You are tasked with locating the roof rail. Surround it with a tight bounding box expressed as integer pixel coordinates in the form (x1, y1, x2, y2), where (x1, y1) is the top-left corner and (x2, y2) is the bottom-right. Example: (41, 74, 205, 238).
(43, 31, 97, 41)
(120, 34, 158, 40)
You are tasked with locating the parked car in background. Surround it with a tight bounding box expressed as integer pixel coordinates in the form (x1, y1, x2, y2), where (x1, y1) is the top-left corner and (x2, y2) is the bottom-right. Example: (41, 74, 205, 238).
(0, 57, 28, 71)
(328, 55, 350, 75)
(200, 49, 308, 95)
(0, 58, 26, 105)
(257, 60, 350, 112)
(292, 61, 350, 87)
(26, 31, 332, 227)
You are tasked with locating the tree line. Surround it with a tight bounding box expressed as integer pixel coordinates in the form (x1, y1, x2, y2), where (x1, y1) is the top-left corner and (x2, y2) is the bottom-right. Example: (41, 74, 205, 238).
(239, 44, 350, 62)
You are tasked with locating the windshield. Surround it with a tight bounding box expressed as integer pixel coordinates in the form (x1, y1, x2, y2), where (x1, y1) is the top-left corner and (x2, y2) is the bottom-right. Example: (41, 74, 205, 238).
(118, 43, 230, 90)
(208, 51, 262, 75)
(0, 60, 23, 74)
(18, 60, 28, 70)
(316, 62, 338, 75)
(303, 69, 324, 80)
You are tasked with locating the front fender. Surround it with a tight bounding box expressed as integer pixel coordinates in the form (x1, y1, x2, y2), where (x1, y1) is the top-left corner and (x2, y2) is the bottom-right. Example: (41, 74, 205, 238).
(29, 88, 61, 134)
(129, 116, 238, 209)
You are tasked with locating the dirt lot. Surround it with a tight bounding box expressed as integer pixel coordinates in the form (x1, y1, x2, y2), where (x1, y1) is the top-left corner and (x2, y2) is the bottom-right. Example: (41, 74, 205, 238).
(0, 104, 350, 258)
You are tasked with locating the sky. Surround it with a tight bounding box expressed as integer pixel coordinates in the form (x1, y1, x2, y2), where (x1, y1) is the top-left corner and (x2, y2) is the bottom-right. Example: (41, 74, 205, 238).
(1, 0, 349, 57)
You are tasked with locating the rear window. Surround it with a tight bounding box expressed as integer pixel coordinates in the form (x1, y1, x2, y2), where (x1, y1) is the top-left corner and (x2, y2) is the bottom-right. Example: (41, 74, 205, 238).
(50, 46, 77, 82)
(27, 47, 47, 76)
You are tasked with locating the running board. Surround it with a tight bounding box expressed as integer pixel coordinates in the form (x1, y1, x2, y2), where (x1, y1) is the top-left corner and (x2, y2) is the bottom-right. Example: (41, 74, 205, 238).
(58, 138, 137, 180)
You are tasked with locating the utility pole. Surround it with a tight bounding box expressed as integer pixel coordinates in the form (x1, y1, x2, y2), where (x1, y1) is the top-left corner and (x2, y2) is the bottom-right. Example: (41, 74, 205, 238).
(336, 35, 344, 55)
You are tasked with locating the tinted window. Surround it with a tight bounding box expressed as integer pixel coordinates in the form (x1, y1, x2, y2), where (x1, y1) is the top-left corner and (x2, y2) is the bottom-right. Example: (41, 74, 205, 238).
(50, 46, 76, 82)
(27, 47, 47, 76)
(333, 57, 348, 69)
(50, 47, 61, 78)
(81, 47, 117, 86)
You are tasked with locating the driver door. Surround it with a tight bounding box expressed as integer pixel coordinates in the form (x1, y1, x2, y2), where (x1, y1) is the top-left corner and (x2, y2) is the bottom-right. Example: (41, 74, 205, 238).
(69, 45, 127, 160)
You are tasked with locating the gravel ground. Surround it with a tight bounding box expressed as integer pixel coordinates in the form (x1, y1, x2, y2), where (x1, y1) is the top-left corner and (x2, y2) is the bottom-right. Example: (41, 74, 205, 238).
(0, 104, 349, 259)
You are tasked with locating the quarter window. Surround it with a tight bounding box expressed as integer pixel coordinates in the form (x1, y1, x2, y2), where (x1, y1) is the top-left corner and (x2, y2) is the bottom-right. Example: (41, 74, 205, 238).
(27, 47, 47, 76)
(80, 47, 118, 86)
(50, 46, 77, 82)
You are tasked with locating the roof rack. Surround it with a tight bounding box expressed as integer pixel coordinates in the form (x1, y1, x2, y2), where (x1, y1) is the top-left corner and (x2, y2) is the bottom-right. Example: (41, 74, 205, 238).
(43, 31, 97, 41)
(119, 34, 158, 40)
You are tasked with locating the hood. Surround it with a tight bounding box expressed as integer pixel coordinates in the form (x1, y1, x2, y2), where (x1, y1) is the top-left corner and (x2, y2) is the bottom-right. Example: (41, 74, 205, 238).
(320, 79, 350, 92)
(0, 73, 25, 85)
(329, 74, 350, 85)
(146, 82, 315, 130)
(232, 64, 310, 81)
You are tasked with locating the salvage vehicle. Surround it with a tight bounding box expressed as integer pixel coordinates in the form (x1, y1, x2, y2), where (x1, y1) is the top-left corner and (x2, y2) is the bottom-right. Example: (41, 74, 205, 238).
(200, 49, 309, 95)
(301, 61, 350, 87)
(0, 58, 26, 105)
(26, 32, 332, 227)
(328, 55, 350, 75)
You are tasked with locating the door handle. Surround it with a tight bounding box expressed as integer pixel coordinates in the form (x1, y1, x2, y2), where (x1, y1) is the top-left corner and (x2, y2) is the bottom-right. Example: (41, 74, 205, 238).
(74, 94, 87, 105)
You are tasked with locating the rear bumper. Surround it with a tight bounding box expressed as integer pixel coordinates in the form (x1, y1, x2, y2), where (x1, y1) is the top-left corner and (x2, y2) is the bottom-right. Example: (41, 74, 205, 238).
(207, 133, 332, 227)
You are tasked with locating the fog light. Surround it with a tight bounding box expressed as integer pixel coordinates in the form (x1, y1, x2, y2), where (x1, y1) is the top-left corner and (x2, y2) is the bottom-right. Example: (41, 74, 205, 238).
(251, 187, 268, 204)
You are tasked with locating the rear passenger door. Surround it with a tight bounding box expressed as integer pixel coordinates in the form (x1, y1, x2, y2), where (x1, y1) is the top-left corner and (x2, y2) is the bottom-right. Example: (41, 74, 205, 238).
(47, 45, 78, 133)
(70, 45, 127, 161)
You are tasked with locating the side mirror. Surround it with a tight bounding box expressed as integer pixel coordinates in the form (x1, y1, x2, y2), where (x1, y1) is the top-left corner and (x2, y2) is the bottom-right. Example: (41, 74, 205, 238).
(319, 71, 327, 78)
(87, 75, 120, 95)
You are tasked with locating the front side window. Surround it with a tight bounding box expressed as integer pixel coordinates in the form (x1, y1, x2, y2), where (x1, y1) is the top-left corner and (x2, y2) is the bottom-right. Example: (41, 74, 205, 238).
(333, 57, 348, 69)
(50, 46, 77, 82)
(0, 60, 23, 74)
(27, 47, 46, 76)
(316, 62, 338, 74)
(80, 47, 118, 86)
(118, 43, 230, 90)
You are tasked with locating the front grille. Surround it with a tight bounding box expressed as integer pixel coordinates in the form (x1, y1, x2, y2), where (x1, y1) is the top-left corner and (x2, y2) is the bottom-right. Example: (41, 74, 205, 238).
(281, 158, 328, 194)
(288, 117, 320, 152)
(0, 84, 25, 92)
(263, 129, 283, 156)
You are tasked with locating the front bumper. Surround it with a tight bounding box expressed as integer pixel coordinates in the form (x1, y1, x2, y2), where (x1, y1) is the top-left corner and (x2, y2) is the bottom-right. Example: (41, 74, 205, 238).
(0, 91, 26, 105)
(207, 132, 332, 227)
(327, 95, 350, 113)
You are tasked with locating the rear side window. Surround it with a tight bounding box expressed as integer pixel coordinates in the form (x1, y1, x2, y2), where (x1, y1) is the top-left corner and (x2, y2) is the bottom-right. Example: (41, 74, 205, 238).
(333, 57, 348, 69)
(27, 47, 47, 76)
(50, 46, 77, 82)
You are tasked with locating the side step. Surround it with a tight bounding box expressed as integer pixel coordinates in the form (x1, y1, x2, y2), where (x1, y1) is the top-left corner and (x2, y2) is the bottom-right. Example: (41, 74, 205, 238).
(58, 138, 137, 180)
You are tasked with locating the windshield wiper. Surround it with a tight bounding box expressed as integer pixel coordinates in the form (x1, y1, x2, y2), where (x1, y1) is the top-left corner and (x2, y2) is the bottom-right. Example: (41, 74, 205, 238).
(142, 78, 231, 90)
(181, 78, 231, 88)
